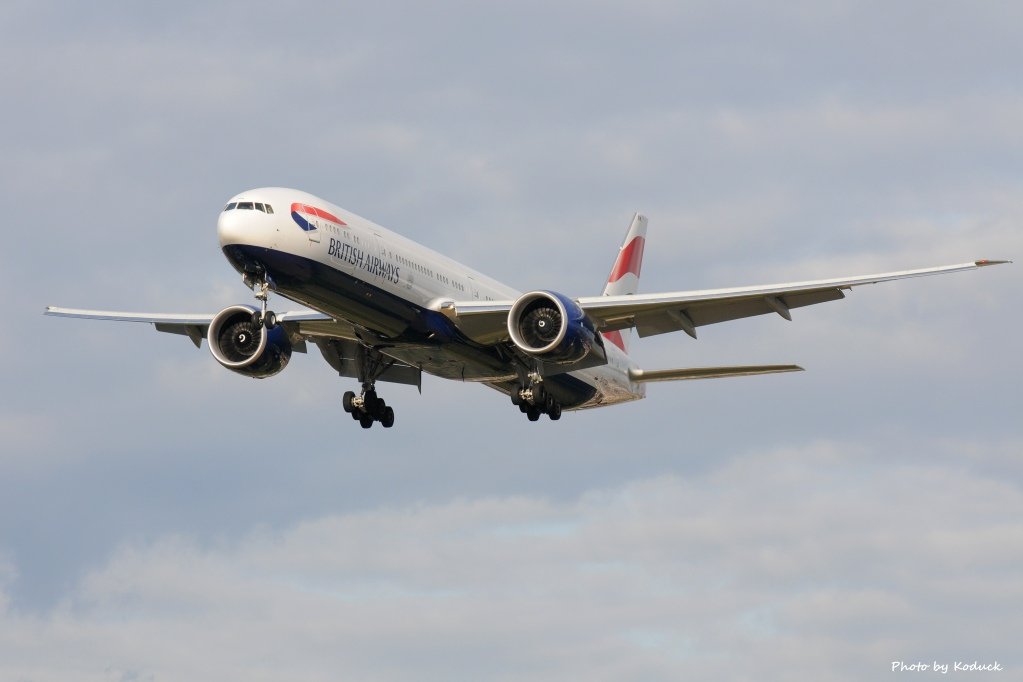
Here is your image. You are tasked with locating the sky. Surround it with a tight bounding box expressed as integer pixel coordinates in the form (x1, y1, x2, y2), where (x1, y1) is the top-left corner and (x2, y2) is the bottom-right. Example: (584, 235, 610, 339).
(2, 1, 1021, 680)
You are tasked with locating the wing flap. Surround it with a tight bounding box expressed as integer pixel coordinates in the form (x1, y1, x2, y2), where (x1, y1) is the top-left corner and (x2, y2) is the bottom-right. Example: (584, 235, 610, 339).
(154, 323, 207, 348)
(632, 287, 847, 337)
(434, 301, 514, 345)
(313, 338, 422, 389)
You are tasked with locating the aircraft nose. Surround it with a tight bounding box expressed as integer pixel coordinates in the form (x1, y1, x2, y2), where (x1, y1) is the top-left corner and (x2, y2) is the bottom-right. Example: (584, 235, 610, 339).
(217, 207, 248, 248)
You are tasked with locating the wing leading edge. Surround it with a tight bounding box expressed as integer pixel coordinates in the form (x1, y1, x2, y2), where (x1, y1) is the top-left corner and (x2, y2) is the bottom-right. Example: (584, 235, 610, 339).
(442, 260, 1010, 343)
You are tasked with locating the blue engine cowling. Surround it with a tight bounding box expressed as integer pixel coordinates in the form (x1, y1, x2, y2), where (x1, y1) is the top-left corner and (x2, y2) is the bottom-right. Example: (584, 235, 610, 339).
(508, 291, 606, 366)
(207, 305, 292, 378)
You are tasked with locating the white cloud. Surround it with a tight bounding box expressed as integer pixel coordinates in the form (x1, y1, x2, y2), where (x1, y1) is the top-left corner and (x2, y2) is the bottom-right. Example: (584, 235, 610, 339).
(2, 439, 1020, 681)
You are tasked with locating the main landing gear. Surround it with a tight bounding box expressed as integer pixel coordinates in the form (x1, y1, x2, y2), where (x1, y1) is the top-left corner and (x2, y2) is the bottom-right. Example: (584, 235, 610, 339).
(340, 345, 396, 429)
(510, 372, 562, 422)
(342, 387, 395, 429)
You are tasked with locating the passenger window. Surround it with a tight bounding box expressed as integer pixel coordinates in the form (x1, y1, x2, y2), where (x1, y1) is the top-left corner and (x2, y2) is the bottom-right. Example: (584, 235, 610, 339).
(265, 204, 274, 214)
(255, 203, 265, 212)
(237, 202, 254, 210)
(225, 203, 237, 211)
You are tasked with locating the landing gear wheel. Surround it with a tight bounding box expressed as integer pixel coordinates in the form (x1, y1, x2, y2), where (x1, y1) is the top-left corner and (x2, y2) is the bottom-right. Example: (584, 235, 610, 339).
(531, 384, 547, 406)
(336, 344, 402, 429)
(510, 384, 523, 406)
(250, 310, 277, 328)
(548, 402, 562, 420)
(526, 407, 541, 422)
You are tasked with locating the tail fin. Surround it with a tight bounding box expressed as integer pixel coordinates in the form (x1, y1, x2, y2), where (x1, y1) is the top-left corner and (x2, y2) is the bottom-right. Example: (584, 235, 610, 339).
(601, 213, 647, 353)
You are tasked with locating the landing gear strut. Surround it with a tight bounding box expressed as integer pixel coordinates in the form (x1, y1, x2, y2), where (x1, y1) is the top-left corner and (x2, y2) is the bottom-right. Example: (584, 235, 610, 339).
(510, 371, 562, 422)
(340, 345, 396, 429)
(244, 271, 278, 328)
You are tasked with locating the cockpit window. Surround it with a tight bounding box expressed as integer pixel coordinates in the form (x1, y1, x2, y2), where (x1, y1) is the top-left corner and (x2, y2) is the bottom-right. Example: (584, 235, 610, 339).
(224, 201, 273, 213)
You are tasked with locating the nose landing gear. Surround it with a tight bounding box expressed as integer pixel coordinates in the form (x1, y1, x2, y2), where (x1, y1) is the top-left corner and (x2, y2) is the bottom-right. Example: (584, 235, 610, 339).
(244, 271, 278, 329)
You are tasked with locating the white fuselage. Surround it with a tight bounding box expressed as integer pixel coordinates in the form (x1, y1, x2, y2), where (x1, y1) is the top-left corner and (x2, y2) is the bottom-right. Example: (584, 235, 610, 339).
(217, 188, 644, 410)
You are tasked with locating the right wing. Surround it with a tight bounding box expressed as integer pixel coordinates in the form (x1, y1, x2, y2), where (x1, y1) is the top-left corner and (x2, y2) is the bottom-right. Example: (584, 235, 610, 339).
(577, 260, 1010, 339)
(442, 259, 1009, 343)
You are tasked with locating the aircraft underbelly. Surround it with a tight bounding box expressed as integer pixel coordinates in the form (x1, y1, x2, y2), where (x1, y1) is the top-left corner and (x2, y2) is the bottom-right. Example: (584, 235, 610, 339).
(226, 244, 611, 409)
(228, 245, 526, 377)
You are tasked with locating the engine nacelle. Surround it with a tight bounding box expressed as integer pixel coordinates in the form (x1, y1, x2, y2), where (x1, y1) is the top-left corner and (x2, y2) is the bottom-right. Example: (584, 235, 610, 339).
(508, 291, 605, 366)
(207, 305, 292, 378)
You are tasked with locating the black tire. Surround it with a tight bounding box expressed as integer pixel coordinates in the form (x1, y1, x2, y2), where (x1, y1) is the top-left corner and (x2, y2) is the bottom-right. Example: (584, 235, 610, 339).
(342, 391, 356, 413)
(359, 414, 374, 429)
(510, 384, 522, 406)
(532, 384, 546, 406)
(351, 407, 361, 420)
(264, 311, 278, 328)
(526, 407, 541, 422)
(381, 406, 395, 428)
(549, 402, 562, 421)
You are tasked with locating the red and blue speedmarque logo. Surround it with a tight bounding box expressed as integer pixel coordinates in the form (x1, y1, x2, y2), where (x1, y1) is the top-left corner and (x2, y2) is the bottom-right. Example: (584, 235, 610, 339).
(291, 203, 346, 232)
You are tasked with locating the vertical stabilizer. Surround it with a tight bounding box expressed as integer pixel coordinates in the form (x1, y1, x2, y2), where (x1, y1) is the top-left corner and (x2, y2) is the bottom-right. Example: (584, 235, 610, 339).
(601, 213, 647, 353)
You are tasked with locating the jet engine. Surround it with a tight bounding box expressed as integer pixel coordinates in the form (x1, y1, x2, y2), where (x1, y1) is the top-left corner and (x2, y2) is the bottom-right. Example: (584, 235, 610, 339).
(207, 305, 292, 378)
(507, 291, 606, 366)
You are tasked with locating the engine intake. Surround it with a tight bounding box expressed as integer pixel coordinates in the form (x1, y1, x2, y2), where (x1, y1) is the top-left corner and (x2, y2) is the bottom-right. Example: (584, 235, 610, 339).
(207, 305, 292, 378)
(508, 291, 605, 366)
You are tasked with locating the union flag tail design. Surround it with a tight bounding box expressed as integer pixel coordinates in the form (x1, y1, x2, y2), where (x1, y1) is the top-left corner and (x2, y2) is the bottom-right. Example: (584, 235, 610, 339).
(601, 213, 647, 353)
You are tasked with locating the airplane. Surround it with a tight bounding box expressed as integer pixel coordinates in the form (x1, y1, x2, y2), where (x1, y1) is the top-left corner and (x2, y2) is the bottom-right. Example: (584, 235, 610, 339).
(46, 187, 1009, 428)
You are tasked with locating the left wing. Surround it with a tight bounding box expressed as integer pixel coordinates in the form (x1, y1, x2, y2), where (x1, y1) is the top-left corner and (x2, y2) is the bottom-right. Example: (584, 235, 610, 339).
(440, 260, 1009, 342)
(44, 306, 423, 387)
(44, 307, 334, 349)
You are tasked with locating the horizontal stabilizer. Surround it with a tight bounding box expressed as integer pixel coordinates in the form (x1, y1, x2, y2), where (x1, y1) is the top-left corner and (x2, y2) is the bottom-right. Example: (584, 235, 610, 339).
(629, 364, 803, 383)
